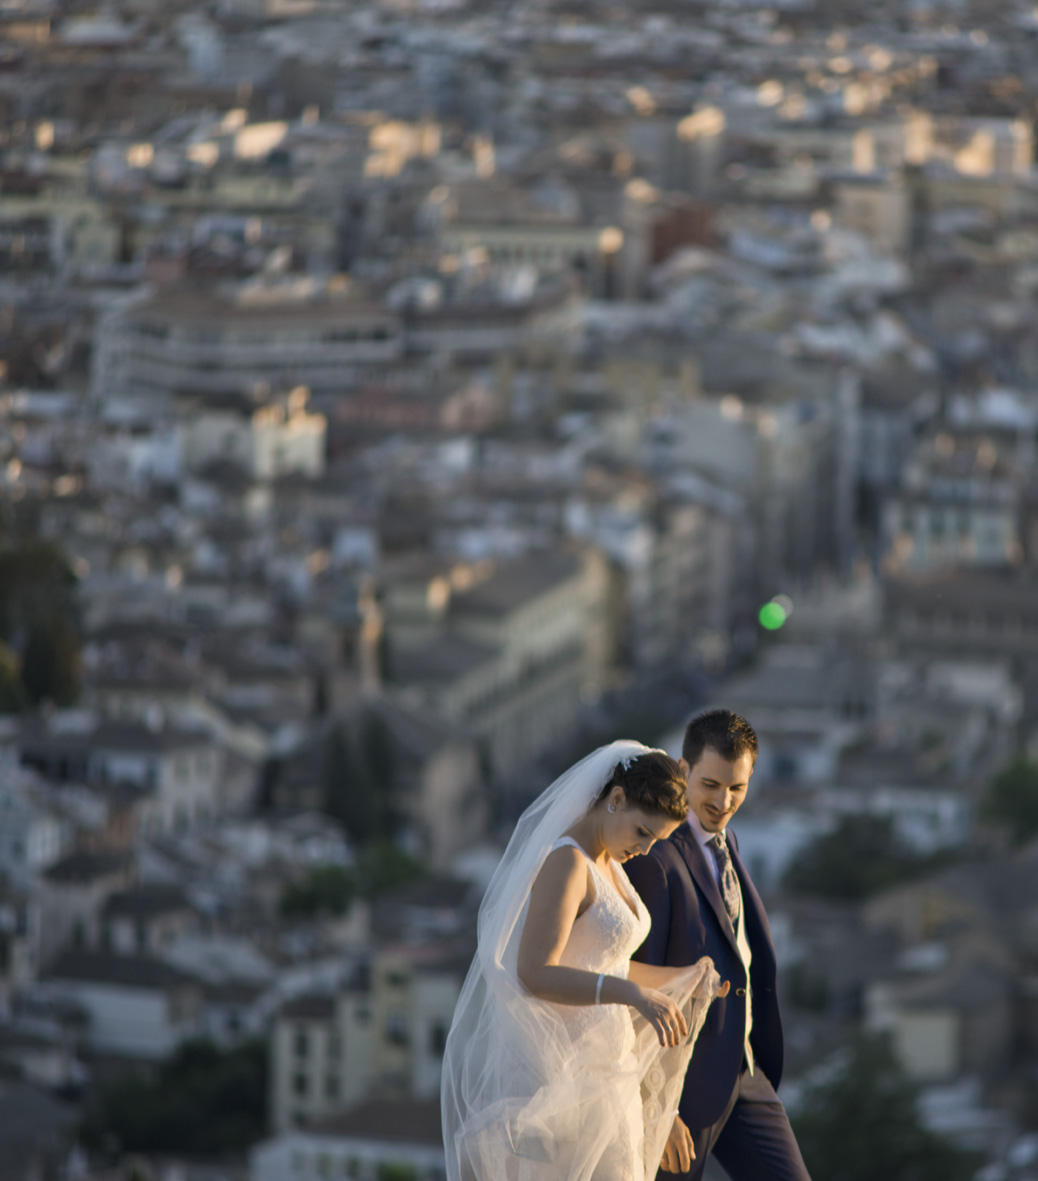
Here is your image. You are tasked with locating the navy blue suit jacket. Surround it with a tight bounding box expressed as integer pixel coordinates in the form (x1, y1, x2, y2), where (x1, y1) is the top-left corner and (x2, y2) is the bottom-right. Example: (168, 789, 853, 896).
(626, 824, 784, 1131)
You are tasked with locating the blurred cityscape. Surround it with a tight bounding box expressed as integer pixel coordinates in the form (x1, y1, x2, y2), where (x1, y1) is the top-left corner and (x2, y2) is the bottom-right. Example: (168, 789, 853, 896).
(1, 0, 1038, 1177)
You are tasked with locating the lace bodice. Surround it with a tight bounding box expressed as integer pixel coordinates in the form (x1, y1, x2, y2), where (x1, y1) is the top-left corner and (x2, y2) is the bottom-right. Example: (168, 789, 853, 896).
(551, 837, 651, 977)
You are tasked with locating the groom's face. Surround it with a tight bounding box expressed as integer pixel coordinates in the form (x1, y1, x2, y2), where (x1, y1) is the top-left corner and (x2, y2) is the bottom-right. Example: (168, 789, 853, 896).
(679, 747, 754, 834)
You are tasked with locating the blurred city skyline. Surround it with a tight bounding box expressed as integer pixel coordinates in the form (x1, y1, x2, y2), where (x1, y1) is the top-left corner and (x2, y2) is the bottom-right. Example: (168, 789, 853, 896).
(1, 0, 1038, 1178)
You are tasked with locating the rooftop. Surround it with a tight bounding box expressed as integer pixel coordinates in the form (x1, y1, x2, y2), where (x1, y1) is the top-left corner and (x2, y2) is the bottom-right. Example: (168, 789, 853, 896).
(310, 1098, 443, 1147)
(280, 993, 337, 1022)
(103, 884, 194, 920)
(43, 849, 134, 885)
(451, 549, 582, 619)
(45, 950, 197, 991)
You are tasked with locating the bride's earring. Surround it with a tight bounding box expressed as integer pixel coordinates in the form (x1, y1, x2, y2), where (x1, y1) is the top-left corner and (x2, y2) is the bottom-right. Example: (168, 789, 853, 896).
(607, 804, 616, 813)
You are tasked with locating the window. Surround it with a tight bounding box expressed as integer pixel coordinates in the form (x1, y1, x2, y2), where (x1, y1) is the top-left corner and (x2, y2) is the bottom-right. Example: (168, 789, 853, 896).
(294, 1029, 309, 1058)
(429, 1021, 448, 1057)
(326, 1075, 339, 1100)
(293, 1073, 308, 1096)
(385, 1011, 409, 1046)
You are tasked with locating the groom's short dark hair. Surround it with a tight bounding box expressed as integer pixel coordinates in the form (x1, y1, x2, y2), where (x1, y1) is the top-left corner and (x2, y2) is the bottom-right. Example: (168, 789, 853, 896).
(682, 708, 758, 769)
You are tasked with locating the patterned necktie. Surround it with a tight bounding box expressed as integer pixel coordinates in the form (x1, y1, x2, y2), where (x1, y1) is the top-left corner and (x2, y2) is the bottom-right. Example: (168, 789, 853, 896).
(710, 833, 741, 928)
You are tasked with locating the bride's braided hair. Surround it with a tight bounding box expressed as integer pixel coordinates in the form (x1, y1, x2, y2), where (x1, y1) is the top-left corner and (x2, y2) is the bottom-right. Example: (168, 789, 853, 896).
(595, 749, 688, 821)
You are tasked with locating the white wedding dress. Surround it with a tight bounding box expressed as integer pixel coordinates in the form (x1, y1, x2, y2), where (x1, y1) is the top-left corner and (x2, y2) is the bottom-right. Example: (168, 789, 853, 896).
(549, 837, 652, 1179)
(442, 742, 721, 1181)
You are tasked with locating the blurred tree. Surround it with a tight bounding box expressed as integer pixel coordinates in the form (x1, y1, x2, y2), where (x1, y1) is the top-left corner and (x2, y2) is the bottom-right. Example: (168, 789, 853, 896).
(0, 641, 26, 713)
(0, 539, 77, 637)
(278, 846, 427, 921)
(783, 815, 934, 901)
(322, 713, 400, 846)
(21, 611, 80, 706)
(353, 841, 427, 900)
(324, 722, 384, 844)
(280, 864, 356, 918)
(0, 539, 81, 705)
(980, 754, 1038, 846)
(85, 1038, 266, 1155)
(362, 713, 397, 792)
(376, 1165, 419, 1181)
(792, 1035, 977, 1181)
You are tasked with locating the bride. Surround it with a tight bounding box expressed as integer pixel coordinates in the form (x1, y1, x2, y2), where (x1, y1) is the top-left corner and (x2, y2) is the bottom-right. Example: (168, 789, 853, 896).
(442, 741, 726, 1181)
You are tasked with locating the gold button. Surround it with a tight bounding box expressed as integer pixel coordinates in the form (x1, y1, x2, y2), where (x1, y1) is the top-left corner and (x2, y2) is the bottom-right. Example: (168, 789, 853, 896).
(735, 988, 746, 997)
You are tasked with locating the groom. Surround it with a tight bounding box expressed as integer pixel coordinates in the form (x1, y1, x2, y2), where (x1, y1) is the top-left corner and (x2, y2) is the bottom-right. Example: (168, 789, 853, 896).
(626, 709, 810, 1181)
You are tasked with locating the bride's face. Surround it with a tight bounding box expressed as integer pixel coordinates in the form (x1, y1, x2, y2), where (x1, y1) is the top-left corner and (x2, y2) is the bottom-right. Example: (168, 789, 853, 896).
(603, 791, 681, 862)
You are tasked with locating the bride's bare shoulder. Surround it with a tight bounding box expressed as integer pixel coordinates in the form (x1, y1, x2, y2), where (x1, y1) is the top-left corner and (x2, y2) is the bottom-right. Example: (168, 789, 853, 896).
(532, 844, 589, 893)
(541, 842, 585, 874)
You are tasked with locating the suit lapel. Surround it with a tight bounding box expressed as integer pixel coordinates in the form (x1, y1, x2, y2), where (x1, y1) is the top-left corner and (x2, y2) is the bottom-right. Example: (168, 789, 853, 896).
(671, 825, 740, 957)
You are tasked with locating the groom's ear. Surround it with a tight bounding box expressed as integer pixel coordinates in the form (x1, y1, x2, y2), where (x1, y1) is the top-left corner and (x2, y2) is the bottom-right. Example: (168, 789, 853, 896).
(678, 757, 690, 779)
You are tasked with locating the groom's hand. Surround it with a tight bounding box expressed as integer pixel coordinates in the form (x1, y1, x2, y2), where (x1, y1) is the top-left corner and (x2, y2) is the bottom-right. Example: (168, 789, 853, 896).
(660, 1115, 695, 1173)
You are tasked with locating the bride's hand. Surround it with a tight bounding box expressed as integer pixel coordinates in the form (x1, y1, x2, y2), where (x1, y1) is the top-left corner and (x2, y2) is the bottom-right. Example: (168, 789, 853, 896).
(634, 987, 688, 1047)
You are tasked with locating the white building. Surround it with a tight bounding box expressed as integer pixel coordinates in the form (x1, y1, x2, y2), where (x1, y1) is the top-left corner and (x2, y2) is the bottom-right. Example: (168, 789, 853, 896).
(269, 947, 464, 1134)
(179, 387, 326, 481)
(14, 713, 228, 837)
(252, 1099, 444, 1181)
(37, 849, 136, 970)
(833, 172, 911, 255)
(883, 420, 1031, 575)
(387, 548, 612, 780)
(92, 283, 403, 412)
(269, 989, 373, 1134)
(931, 116, 1033, 177)
(0, 762, 66, 882)
(0, 884, 39, 1009)
(39, 951, 204, 1059)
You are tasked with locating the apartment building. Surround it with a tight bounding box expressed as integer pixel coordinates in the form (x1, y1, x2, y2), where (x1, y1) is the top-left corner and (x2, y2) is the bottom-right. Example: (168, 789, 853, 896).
(268, 947, 463, 1133)
(92, 283, 403, 411)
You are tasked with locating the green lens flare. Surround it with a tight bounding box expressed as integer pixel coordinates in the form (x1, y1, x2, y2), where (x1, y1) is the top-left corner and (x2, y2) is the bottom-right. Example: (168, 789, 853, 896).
(758, 602, 788, 630)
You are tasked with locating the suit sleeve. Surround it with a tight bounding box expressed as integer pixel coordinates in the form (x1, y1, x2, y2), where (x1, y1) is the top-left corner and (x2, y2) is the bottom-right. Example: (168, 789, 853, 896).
(625, 851, 671, 966)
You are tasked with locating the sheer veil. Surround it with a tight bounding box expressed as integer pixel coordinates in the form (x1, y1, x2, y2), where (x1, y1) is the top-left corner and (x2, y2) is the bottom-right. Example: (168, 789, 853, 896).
(442, 740, 721, 1181)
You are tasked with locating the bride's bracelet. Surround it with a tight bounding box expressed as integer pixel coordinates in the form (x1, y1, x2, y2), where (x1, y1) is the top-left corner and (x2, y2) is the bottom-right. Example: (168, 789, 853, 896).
(595, 973, 605, 1005)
